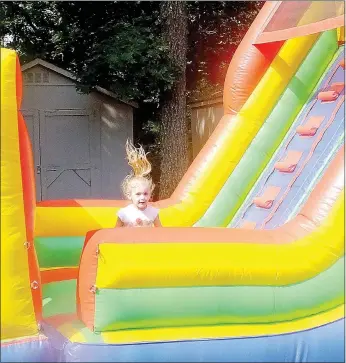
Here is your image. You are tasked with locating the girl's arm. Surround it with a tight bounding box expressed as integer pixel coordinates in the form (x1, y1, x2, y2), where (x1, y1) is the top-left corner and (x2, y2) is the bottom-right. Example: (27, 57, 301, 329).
(154, 215, 162, 227)
(115, 218, 124, 227)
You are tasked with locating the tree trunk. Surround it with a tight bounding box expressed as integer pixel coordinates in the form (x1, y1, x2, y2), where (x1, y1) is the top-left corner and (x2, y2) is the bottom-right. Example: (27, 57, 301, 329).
(159, 1, 189, 199)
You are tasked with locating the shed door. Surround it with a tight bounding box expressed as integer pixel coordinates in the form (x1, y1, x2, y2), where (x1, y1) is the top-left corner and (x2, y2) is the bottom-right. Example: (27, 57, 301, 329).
(22, 109, 42, 201)
(38, 109, 101, 200)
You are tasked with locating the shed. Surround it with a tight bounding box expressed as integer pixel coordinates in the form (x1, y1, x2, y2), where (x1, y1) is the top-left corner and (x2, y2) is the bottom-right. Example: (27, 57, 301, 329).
(21, 58, 138, 201)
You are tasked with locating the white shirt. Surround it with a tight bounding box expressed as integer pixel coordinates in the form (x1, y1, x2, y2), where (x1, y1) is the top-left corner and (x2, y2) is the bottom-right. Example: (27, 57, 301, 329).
(117, 204, 159, 227)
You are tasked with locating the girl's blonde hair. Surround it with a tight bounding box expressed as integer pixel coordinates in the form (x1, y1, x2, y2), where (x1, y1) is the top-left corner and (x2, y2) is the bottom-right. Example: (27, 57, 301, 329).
(121, 139, 155, 199)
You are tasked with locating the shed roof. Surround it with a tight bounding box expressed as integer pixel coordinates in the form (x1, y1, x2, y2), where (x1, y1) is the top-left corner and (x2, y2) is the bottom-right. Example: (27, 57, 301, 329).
(21, 58, 138, 108)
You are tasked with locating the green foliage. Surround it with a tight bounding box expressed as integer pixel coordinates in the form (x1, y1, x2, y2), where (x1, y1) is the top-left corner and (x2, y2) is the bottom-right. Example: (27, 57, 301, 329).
(1, 1, 262, 105)
(81, 20, 178, 103)
(1, 2, 62, 61)
(1, 1, 178, 104)
(187, 1, 263, 100)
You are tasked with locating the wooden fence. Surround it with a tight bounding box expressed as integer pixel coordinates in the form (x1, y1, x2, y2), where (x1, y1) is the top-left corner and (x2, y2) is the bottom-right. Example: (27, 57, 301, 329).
(188, 93, 223, 159)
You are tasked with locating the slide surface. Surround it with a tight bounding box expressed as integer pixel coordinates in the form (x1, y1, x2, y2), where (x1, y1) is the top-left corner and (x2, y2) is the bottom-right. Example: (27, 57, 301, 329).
(230, 47, 345, 229)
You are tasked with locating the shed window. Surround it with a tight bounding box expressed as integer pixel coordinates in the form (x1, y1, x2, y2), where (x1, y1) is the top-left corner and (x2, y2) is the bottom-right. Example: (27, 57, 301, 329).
(24, 71, 50, 84)
(24, 72, 34, 83)
(35, 72, 42, 83)
(42, 72, 49, 83)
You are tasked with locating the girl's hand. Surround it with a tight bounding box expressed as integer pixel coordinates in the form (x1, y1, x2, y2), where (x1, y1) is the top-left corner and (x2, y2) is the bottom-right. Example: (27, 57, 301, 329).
(115, 218, 124, 227)
(154, 215, 162, 227)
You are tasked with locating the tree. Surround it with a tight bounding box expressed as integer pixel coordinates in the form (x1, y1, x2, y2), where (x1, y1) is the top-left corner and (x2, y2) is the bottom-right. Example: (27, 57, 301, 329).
(158, 1, 189, 198)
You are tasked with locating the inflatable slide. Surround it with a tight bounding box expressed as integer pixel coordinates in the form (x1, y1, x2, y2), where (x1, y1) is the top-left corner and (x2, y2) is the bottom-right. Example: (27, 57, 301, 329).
(1, 1, 345, 362)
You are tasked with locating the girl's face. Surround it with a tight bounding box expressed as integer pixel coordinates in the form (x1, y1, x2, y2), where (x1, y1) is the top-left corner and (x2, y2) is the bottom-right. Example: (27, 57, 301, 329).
(130, 180, 151, 210)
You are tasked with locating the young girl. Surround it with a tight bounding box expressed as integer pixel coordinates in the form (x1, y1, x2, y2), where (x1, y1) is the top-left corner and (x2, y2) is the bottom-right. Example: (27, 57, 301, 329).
(115, 139, 161, 227)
